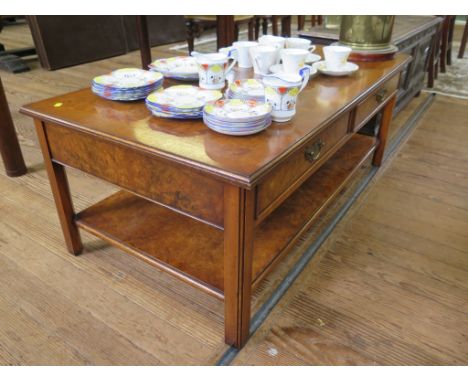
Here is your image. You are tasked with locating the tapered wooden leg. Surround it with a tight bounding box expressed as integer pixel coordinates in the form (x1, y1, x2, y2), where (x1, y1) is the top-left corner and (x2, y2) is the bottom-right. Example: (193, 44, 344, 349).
(34, 120, 83, 255)
(0, 76, 27, 177)
(373, 94, 397, 167)
(223, 184, 254, 348)
(458, 19, 468, 59)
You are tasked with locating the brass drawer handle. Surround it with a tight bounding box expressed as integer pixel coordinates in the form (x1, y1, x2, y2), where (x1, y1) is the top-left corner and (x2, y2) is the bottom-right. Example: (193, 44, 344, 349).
(304, 139, 325, 162)
(375, 88, 388, 103)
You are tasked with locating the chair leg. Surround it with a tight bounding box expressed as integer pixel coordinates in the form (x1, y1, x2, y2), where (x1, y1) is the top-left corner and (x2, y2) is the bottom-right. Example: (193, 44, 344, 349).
(248, 19, 254, 41)
(254, 17, 260, 40)
(186, 19, 195, 54)
(234, 23, 240, 41)
(272, 16, 279, 36)
(298, 16, 305, 30)
(262, 17, 268, 35)
(440, 17, 449, 73)
(427, 39, 435, 88)
(281, 16, 291, 37)
(447, 16, 455, 65)
(458, 18, 468, 58)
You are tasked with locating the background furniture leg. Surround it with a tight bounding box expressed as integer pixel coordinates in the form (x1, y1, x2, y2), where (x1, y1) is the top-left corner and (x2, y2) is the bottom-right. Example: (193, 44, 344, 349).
(0, 76, 27, 177)
(216, 16, 235, 49)
(458, 17, 468, 58)
(34, 120, 83, 255)
(272, 16, 279, 36)
(136, 16, 151, 70)
(373, 95, 397, 167)
(298, 15, 305, 30)
(281, 16, 292, 37)
(223, 184, 254, 348)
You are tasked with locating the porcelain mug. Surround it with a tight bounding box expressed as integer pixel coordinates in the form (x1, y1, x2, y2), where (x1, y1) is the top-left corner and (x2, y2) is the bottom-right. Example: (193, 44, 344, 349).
(262, 67, 311, 122)
(220, 41, 259, 68)
(258, 35, 285, 63)
(280, 48, 310, 74)
(323, 46, 352, 70)
(191, 52, 237, 90)
(249, 45, 278, 75)
(285, 37, 316, 53)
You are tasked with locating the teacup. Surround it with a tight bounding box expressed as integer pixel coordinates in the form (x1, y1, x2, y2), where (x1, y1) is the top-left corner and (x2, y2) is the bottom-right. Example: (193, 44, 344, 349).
(219, 41, 259, 68)
(323, 46, 352, 70)
(249, 45, 278, 76)
(258, 35, 285, 63)
(191, 52, 237, 90)
(280, 48, 310, 74)
(262, 67, 311, 122)
(285, 37, 316, 53)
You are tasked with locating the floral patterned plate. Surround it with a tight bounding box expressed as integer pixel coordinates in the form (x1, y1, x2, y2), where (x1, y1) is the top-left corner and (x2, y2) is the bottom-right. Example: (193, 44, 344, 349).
(203, 99, 272, 122)
(146, 85, 222, 110)
(149, 56, 199, 80)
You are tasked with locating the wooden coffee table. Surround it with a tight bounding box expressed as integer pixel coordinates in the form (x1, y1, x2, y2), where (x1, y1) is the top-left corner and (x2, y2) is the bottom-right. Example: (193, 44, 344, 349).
(21, 52, 410, 349)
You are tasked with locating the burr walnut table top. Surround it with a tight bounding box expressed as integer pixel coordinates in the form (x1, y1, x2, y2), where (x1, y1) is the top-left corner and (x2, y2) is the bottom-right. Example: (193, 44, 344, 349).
(21, 53, 410, 188)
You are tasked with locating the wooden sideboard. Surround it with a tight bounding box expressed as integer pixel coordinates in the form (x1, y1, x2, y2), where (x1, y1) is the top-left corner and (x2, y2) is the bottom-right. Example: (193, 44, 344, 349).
(300, 16, 442, 115)
(21, 50, 410, 348)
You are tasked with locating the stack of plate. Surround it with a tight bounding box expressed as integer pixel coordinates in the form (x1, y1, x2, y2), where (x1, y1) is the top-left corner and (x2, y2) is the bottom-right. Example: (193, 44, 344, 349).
(203, 99, 272, 136)
(92, 68, 163, 101)
(146, 85, 222, 119)
(149, 56, 199, 81)
(225, 79, 265, 102)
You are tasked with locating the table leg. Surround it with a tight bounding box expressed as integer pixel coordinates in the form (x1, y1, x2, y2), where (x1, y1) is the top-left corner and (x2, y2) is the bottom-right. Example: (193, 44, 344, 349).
(372, 94, 397, 167)
(136, 16, 151, 70)
(34, 120, 83, 255)
(0, 76, 27, 177)
(223, 184, 255, 348)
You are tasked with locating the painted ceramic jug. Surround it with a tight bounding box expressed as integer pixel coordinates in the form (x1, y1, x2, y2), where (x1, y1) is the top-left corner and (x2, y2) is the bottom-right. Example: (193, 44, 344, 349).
(191, 52, 237, 90)
(262, 67, 311, 122)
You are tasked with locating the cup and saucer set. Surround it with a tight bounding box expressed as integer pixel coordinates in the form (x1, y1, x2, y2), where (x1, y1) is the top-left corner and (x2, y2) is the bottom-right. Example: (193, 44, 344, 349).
(313, 46, 359, 76)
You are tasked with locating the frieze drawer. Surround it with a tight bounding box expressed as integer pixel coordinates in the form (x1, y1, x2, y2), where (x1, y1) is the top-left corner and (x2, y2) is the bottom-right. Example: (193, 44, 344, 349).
(354, 74, 399, 131)
(256, 112, 351, 219)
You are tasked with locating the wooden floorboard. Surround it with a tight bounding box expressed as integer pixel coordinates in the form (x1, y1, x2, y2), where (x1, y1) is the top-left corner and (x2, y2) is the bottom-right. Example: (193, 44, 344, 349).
(232, 95, 468, 365)
(1, 22, 468, 365)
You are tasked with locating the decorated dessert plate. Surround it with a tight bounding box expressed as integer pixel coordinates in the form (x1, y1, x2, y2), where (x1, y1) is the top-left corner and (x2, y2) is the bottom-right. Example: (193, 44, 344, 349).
(228, 79, 265, 97)
(93, 68, 163, 89)
(149, 56, 199, 80)
(204, 99, 272, 122)
(313, 61, 359, 76)
(146, 85, 222, 109)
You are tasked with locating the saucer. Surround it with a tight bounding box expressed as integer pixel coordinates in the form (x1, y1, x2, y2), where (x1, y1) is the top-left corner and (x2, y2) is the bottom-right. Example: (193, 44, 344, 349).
(269, 64, 282, 74)
(305, 53, 321, 64)
(314, 61, 359, 76)
(268, 64, 319, 78)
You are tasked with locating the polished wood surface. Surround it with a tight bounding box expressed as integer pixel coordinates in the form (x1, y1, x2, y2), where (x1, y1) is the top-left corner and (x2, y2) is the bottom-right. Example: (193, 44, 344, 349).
(20, 47, 409, 349)
(3, 21, 467, 364)
(232, 95, 468, 365)
(59, 134, 375, 299)
(0, 76, 27, 177)
(21, 53, 410, 188)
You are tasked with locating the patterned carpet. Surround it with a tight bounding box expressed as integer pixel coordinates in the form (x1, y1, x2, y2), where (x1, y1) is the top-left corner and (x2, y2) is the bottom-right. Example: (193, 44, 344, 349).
(424, 41, 468, 99)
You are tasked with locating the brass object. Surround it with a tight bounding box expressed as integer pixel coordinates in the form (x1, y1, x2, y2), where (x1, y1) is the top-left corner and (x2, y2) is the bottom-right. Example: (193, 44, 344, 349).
(304, 140, 325, 162)
(375, 88, 389, 103)
(339, 16, 395, 50)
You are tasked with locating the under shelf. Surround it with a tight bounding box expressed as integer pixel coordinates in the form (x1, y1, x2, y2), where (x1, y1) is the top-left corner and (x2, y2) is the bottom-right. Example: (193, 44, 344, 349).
(75, 134, 377, 299)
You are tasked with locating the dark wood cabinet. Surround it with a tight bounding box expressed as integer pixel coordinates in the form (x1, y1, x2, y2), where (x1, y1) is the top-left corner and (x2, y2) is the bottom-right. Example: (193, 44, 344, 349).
(27, 16, 186, 70)
(299, 16, 442, 114)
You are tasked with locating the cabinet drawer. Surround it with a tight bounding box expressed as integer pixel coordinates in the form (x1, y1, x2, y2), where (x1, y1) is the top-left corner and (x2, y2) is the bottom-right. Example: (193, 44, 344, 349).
(256, 112, 350, 218)
(354, 74, 399, 131)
